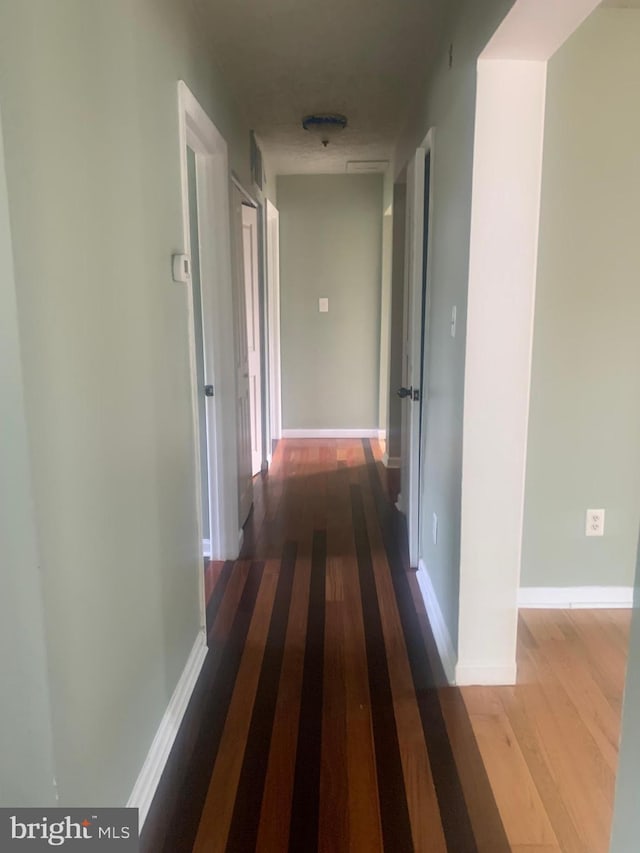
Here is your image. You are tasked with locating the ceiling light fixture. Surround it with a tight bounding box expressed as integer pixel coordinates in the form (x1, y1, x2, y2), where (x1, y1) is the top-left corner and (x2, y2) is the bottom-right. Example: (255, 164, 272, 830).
(302, 113, 348, 147)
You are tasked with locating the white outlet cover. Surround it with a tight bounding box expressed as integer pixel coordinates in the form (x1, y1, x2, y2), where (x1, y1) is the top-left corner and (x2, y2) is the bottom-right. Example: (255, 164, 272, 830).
(319, 297, 329, 313)
(586, 508, 605, 537)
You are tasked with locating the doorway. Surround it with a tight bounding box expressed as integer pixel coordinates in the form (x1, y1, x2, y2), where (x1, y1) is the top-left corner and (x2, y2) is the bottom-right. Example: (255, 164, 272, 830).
(186, 146, 213, 554)
(399, 131, 435, 571)
(265, 200, 282, 455)
(241, 201, 263, 477)
(416, 150, 432, 563)
(178, 81, 242, 636)
(230, 184, 254, 527)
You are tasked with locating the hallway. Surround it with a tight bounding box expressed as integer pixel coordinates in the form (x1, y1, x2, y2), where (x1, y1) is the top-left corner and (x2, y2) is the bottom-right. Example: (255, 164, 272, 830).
(141, 439, 509, 852)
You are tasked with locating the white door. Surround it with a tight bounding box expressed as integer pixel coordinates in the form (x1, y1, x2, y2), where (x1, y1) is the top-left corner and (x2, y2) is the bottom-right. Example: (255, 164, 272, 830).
(399, 134, 433, 567)
(186, 146, 213, 555)
(266, 200, 282, 449)
(242, 204, 263, 476)
(231, 186, 253, 525)
(399, 148, 424, 566)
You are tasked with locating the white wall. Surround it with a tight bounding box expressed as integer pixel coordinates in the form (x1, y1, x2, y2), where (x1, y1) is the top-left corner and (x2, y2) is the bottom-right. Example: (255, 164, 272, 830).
(458, 59, 547, 684)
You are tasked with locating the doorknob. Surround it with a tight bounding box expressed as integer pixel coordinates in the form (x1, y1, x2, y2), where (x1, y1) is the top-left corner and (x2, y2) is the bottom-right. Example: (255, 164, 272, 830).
(397, 386, 413, 399)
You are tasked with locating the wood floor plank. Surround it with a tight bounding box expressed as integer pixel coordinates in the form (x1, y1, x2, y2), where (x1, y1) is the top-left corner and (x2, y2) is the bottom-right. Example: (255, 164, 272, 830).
(515, 647, 616, 852)
(147, 561, 264, 853)
(350, 483, 414, 852)
(319, 588, 349, 853)
(437, 688, 513, 853)
(565, 609, 628, 712)
(193, 562, 280, 853)
(226, 542, 298, 851)
(465, 708, 559, 848)
(255, 555, 311, 853)
(148, 439, 518, 852)
(360, 440, 502, 853)
(289, 529, 327, 851)
(359, 474, 446, 852)
(464, 603, 630, 853)
(525, 610, 621, 773)
(341, 551, 384, 853)
(497, 685, 585, 853)
(208, 559, 251, 645)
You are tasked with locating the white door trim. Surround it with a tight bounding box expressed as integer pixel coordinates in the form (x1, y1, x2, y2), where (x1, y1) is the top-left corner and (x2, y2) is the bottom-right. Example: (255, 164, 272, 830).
(400, 129, 435, 568)
(242, 203, 263, 476)
(456, 0, 601, 686)
(231, 172, 259, 208)
(178, 81, 240, 589)
(231, 184, 254, 526)
(266, 200, 282, 447)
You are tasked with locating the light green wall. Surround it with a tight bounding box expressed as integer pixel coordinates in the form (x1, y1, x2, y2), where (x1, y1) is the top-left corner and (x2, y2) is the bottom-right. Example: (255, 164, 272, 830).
(0, 109, 57, 807)
(521, 9, 640, 589)
(0, 0, 253, 807)
(394, 0, 515, 649)
(278, 174, 383, 431)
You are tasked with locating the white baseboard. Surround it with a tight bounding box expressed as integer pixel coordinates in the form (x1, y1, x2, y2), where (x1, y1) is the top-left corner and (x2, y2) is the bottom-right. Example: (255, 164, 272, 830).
(127, 631, 207, 828)
(281, 428, 379, 439)
(202, 539, 211, 558)
(416, 560, 456, 684)
(455, 661, 518, 686)
(518, 586, 633, 609)
(382, 453, 401, 469)
(377, 429, 387, 442)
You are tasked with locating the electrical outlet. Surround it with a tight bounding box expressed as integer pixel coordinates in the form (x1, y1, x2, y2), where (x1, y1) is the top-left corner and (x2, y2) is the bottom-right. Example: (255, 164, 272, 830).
(318, 297, 329, 313)
(586, 508, 605, 537)
(432, 512, 438, 545)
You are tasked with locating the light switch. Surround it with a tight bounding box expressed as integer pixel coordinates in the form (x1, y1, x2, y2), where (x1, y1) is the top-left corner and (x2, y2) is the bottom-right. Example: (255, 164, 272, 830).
(319, 297, 329, 313)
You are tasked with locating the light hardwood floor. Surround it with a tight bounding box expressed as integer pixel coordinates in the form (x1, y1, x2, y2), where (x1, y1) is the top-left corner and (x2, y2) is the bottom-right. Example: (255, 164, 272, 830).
(461, 608, 631, 853)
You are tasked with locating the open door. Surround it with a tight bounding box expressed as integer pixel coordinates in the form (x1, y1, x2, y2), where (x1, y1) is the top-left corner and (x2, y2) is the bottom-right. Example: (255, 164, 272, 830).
(266, 200, 282, 451)
(398, 132, 434, 568)
(231, 186, 253, 526)
(242, 202, 263, 476)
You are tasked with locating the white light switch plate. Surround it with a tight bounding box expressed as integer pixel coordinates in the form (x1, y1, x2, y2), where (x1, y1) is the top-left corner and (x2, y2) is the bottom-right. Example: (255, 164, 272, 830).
(319, 297, 329, 313)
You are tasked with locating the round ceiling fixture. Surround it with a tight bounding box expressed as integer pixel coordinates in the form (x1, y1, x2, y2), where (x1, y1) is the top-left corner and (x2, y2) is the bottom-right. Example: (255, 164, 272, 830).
(302, 113, 348, 147)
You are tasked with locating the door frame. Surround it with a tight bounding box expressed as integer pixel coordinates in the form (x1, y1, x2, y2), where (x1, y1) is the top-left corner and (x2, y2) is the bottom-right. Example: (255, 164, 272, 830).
(400, 128, 435, 568)
(231, 173, 276, 472)
(177, 81, 240, 628)
(265, 200, 282, 453)
(240, 201, 263, 476)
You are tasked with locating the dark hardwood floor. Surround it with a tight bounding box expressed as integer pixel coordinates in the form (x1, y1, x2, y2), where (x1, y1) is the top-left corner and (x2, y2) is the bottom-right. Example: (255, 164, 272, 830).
(141, 438, 509, 852)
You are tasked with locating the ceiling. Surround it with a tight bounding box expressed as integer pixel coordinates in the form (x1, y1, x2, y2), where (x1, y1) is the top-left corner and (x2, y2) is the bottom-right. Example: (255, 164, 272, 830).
(193, 0, 447, 175)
